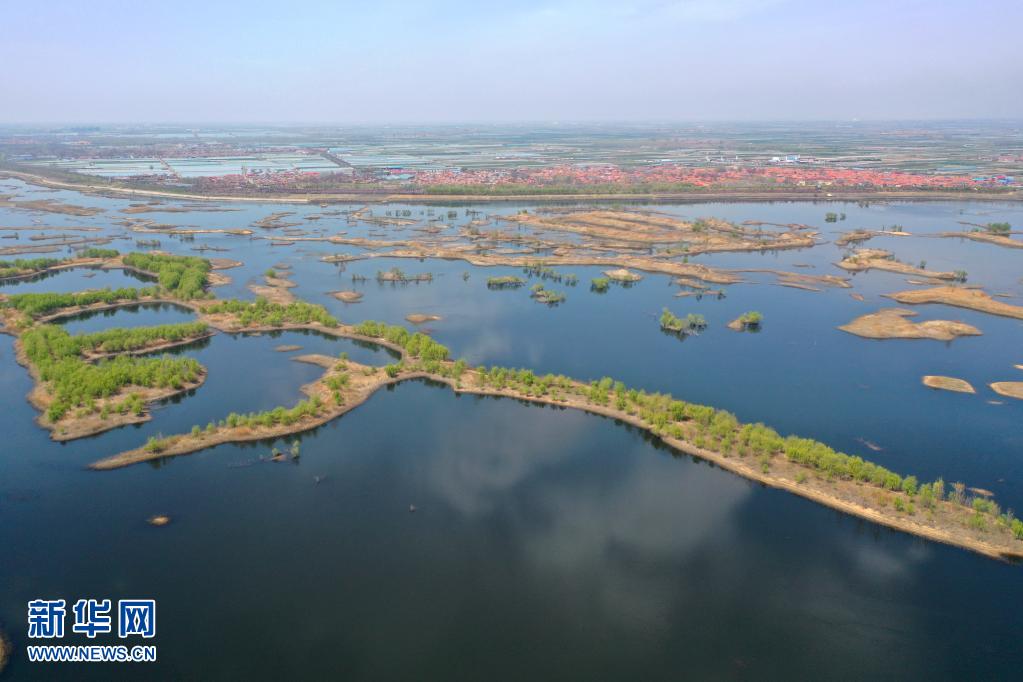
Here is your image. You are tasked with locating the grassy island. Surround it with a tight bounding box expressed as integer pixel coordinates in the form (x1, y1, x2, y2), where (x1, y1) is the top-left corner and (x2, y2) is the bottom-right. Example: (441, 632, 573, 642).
(0, 253, 122, 281)
(5, 287, 159, 320)
(203, 298, 338, 328)
(18, 323, 206, 438)
(728, 310, 763, 331)
(604, 268, 643, 283)
(660, 308, 707, 335)
(530, 283, 566, 305)
(121, 252, 212, 299)
(377, 267, 432, 283)
(486, 275, 525, 289)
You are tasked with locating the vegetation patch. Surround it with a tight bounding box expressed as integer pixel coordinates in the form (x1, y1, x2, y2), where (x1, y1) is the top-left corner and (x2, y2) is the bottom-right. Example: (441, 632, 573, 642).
(486, 275, 525, 289)
(530, 283, 566, 305)
(0, 248, 119, 280)
(728, 310, 763, 331)
(20, 324, 204, 423)
(604, 268, 642, 283)
(122, 252, 211, 299)
(4, 287, 157, 318)
(204, 298, 338, 328)
(377, 267, 432, 283)
(660, 308, 707, 336)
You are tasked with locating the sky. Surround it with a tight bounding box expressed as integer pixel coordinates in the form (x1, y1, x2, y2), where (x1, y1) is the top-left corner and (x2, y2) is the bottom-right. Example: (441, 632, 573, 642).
(2, 0, 1021, 123)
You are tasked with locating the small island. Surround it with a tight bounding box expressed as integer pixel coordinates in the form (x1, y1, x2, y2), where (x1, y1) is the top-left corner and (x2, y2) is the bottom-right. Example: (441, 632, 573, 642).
(990, 382, 1023, 400)
(839, 308, 982, 341)
(728, 311, 763, 331)
(837, 248, 964, 281)
(923, 376, 976, 394)
(377, 267, 432, 283)
(487, 275, 525, 289)
(886, 286, 1023, 320)
(330, 290, 363, 303)
(604, 268, 642, 283)
(660, 308, 707, 336)
(406, 313, 442, 324)
(530, 283, 566, 305)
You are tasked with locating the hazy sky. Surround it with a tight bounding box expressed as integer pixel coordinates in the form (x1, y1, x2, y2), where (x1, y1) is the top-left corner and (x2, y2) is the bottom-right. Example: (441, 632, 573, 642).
(3, 0, 1020, 123)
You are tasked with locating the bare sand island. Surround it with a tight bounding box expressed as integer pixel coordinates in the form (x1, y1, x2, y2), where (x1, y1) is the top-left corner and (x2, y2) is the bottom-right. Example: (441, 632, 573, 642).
(0, 628, 10, 676)
(89, 347, 1023, 562)
(940, 231, 1023, 250)
(247, 284, 295, 305)
(838, 249, 959, 280)
(330, 290, 363, 303)
(923, 376, 976, 393)
(734, 269, 851, 290)
(0, 225, 103, 232)
(127, 221, 253, 237)
(990, 382, 1023, 400)
(122, 203, 239, 214)
(0, 194, 103, 216)
(253, 212, 302, 229)
(323, 248, 741, 286)
(247, 274, 297, 305)
(504, 209, 818, 253)
(839, 308, 982, 341)
(835, 229, 913, 247)
(209, 258, 243, 270)
(885, 286, 1023, 320)
(406, 313, 442, 324)
(603, 268, 642, 282)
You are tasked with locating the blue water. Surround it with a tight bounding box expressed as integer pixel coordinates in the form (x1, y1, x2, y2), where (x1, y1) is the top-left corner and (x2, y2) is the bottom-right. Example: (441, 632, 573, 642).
(0, 177, 1021, 679)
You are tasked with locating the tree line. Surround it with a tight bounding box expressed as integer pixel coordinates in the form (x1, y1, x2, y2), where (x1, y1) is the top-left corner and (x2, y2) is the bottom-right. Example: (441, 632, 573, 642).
(204, 298, 338, 328)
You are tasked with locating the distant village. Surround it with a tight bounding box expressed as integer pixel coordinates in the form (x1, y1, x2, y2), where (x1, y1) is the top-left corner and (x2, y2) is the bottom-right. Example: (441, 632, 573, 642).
(2, 125, 1019, 194)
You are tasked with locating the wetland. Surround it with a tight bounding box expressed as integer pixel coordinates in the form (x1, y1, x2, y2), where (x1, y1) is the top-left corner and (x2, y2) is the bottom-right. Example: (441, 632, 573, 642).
(2, 176, 1023, 679)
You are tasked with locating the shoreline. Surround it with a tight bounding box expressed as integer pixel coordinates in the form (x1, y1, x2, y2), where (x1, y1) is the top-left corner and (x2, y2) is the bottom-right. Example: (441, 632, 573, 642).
(3, 169, 1020, 205)
(89, 357, 1023, 563)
